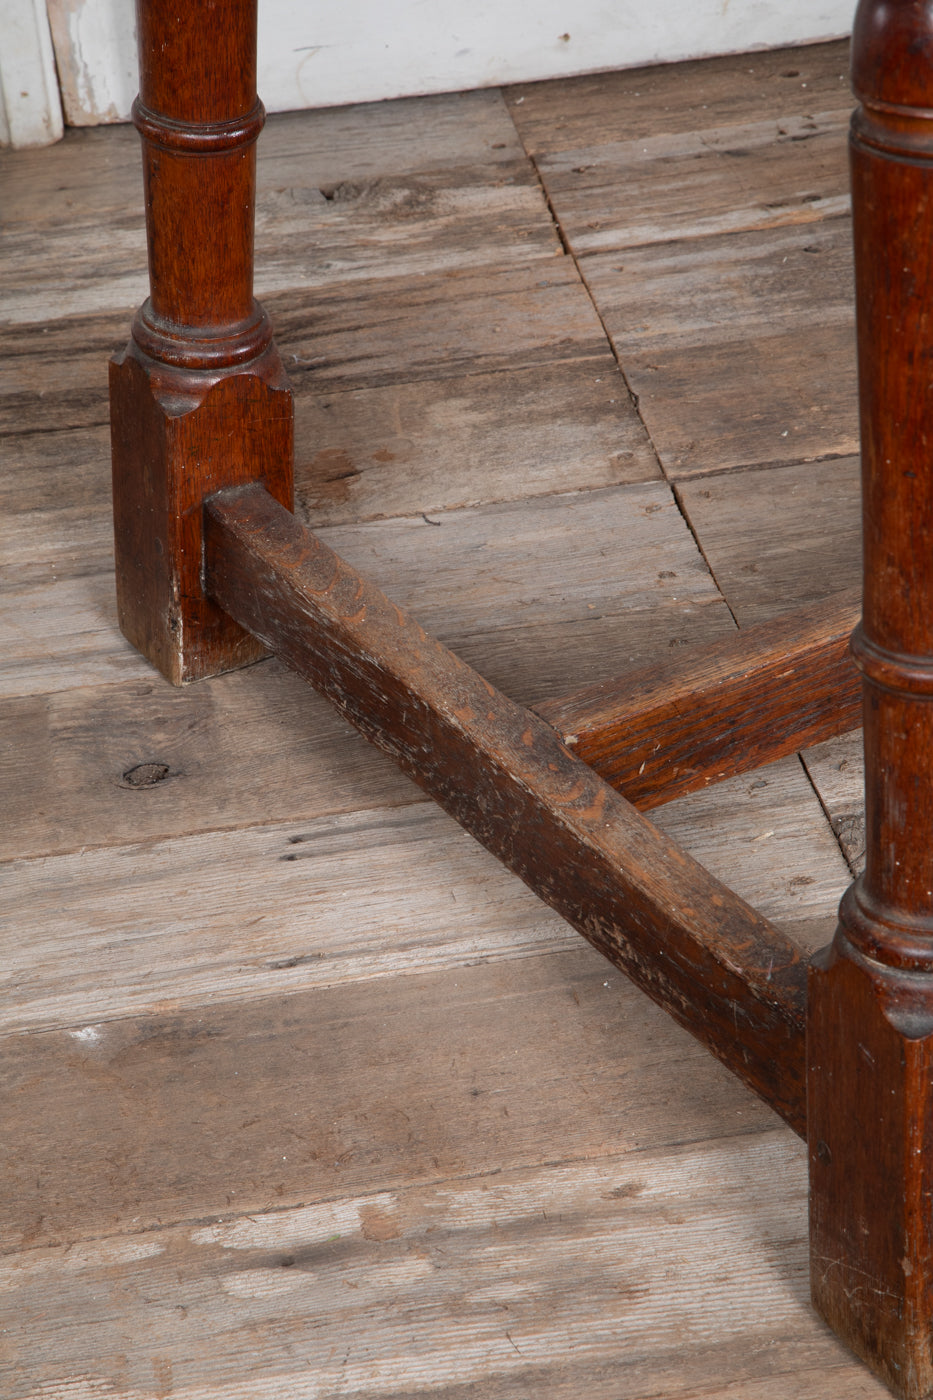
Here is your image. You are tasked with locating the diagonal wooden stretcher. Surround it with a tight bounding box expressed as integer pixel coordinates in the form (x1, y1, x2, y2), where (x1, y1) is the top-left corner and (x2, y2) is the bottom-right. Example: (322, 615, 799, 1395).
(109, 1, 933, 1394)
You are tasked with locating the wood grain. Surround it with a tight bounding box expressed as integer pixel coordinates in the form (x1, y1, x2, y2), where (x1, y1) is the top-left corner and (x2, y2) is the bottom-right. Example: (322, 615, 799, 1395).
(801, 729, 865, 875)
(0, 271, 637, 508)
(676, 457, 862, 626)
(110, 351, 295, 685)
(581, 219, 858, 476)
(0, 314, 126, 435)
(620, 324, 858, 477)
(654, 758, 849, 957)
(312, 481, 733, 703)
(1, 750, 848, 1033)
(0, 480, 734, 700)
(585, 218, 854, 353)
(0, 265, 613, 436)
(536, 593, 861, 808)
(533, 112, 850, 256)
(0, 90, 560, 328)
(505, 41, 851, 155)
(294, 358, 659, 526)
(0, 36, 880, 1399)
(508, 49, 858, 481)
(0, 666, 417, 862)
(257, 88, 533, 187)
(0, 802, 577, 1033)
(808, 8, 933, 1389)
(267, 261, 604, 392)
(107, 0, 297, 684)
(0, 89, 526, 247)
(4, 1129, 888, 1400)
(0, 952, 782, 1252)
(204, 483, 810, 1131)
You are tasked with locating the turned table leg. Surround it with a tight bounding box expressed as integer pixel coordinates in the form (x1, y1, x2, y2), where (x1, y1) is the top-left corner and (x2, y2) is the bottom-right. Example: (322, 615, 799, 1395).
(808, 3, 933, 1395)
(110, 0, 293, 685)
(109, 0, 933, 1392)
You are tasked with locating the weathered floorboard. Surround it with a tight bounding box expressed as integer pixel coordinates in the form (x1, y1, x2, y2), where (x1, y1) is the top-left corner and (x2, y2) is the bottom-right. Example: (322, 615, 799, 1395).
(0, 265, 615, 439)
(3, 1130, 890, 1400)
(1, 758, 848, 1032)
(676, 457, 862, 626)
(584, 219, 854, 355)
(293, 359, 659, 526)
(0, 38, 879, 1398)
(618, 324, 857, 478)
(580, 220, 858, 477)
(801, 729, 865, 875)
(530, 113, 850, 256)
(0, 90, 560, 327)
(0, 480, 734, 701)
(0, 952, 782, 1253)
(506, 47, 858, 481)
(505, 41, 851, 155)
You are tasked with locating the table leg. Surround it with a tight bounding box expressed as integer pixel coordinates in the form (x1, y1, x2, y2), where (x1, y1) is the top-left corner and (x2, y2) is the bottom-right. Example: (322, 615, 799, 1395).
(110, 0, 293, 685)
(808, 4, 933, 1395)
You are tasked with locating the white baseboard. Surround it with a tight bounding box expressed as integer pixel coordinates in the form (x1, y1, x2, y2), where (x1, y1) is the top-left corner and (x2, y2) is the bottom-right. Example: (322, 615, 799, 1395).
(5, 0, 853, 146)
(0, 0, 63, 146)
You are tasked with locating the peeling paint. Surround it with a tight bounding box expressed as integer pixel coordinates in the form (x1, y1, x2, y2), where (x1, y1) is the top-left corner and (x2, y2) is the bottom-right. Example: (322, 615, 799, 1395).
(31, 0, 853, 131)
(46, 0, 137, 126)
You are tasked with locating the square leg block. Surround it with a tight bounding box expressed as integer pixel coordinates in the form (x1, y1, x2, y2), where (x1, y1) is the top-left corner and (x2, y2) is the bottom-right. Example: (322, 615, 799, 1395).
(110, 344, 293, 685)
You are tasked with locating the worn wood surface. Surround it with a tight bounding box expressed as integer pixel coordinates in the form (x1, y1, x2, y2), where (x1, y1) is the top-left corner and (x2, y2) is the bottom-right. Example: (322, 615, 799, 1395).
(536, 593, 860, 809)
(2, 755, 848, 1038)
(807, 7, 933, 1393)
(0, 274, 606, 446)
(0, 89, 560, 328)
(505, 42, 853, 154)
(1, 479, 735, 701)
(801, 729, 865, 874)
(676, 456, 862, 626)
(507, 40, 859, 482)
(580, 221, 858, 477)
(205, 482, 811, 1131)
(0, 34, 881, 1400)
(0, 952, 785, 1254)
(530, 112, 851, 255)
(292, 359, 658, 525)
(3, 1128, 881, 1400)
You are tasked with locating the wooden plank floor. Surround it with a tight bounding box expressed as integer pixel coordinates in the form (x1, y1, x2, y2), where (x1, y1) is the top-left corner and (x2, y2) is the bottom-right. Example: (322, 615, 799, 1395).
(0, 38, 884, 1399)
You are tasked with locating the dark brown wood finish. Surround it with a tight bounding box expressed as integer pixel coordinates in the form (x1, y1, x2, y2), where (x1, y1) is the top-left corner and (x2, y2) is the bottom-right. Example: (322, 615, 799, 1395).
(535, 593, 861, 809)
(106, 1, 933, 1392)
(109, 0, 293, 685)
(204, 481, 809, 1133)
(808, 4, 933, 1396)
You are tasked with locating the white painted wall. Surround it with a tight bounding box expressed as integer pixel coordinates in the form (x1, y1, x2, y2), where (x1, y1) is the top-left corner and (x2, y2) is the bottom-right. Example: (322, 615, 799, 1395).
(257, 0, 854, 113)
(3, 0, 854, 145)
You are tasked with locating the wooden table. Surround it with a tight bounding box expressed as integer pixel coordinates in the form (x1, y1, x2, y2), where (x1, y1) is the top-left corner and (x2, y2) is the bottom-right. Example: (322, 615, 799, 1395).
(109, 1, 933, 1394)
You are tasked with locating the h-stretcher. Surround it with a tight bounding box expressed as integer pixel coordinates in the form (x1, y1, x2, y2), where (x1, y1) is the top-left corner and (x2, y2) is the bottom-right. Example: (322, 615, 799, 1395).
(110, 2, 933, 1393)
